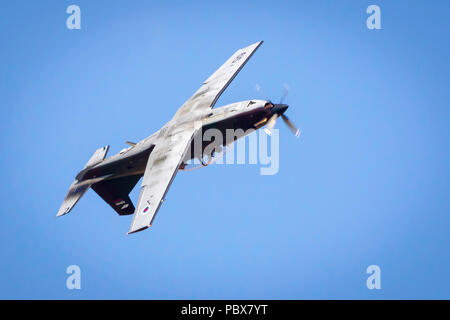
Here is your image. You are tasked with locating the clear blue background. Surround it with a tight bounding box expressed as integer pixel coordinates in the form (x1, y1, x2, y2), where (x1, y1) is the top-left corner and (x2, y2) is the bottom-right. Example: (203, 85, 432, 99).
(0, 0, 449, 299)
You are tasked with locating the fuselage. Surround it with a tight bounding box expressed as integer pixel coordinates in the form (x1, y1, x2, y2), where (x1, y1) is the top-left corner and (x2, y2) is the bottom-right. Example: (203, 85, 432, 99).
(76, 100, 271, 183)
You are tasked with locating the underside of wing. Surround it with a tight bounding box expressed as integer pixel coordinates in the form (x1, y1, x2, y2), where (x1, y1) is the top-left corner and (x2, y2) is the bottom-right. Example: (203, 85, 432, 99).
(173, 41, 263, 120)
(127, 125, 198, 234)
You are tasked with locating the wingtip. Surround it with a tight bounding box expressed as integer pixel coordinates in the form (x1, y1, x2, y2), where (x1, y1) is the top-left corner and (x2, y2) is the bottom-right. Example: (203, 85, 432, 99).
(56, 207, 70, 217)
(246, 41, 263, 49)
(127, 225, 151, 235)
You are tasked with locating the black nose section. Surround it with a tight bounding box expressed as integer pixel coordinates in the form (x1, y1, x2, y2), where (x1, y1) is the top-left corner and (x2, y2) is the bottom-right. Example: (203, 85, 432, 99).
(272, 104, 289, 115)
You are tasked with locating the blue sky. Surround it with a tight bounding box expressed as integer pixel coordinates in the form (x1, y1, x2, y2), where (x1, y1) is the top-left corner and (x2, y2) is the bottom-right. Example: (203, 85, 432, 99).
(0, 0, 449, 299)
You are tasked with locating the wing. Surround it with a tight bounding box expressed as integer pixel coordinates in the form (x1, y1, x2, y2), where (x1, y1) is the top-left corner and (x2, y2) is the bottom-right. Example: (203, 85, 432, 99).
(127, 125, 198, 234)
(127, 42, 263, 234)
(173, 41, 263, 120)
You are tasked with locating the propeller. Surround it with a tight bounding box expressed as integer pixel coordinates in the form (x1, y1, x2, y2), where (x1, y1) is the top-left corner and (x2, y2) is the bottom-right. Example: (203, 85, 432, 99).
(264, 114, 278, 136)
(258, 84, 301, 138)
(256, 84, 270, 102)
(281, 114, 300, 137)
(280, 84, 289, 104)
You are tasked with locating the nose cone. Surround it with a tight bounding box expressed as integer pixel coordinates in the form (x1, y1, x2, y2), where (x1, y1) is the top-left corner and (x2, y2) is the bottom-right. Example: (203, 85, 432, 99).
(272, 104, 289, 115)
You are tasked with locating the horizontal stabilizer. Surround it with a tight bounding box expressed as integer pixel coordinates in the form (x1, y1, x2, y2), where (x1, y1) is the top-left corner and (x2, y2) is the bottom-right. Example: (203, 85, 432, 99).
(57, 176, 106, 217)
(84, 145, 109, 168)
(58, 145, 110, 217)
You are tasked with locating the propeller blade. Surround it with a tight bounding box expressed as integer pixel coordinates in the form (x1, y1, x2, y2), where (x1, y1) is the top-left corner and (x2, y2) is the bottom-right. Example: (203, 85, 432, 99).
(281, 114, 300, 137)
(280, 84, 289, 104)
(256, 84, 271, 102)
(264, 114, 278, 136)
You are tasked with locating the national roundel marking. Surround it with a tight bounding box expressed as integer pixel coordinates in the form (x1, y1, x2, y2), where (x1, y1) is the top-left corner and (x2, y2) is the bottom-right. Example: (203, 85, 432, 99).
(142, 206, 150, 215)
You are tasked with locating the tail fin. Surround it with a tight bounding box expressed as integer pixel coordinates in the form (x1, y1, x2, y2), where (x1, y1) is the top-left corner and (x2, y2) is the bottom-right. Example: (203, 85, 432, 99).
(57, 146, 109, 217)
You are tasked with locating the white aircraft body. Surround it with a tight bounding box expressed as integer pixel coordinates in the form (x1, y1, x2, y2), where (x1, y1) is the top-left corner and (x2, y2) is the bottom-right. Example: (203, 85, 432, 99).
(58, 41, 299, 234)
